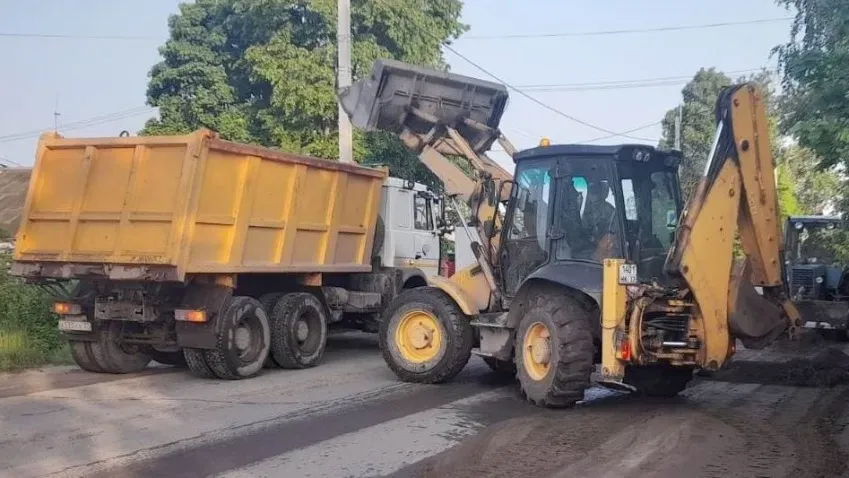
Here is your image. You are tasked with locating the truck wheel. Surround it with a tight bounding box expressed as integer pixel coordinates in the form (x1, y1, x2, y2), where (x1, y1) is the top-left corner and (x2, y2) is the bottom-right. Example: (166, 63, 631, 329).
(69, 341, 106, 373)
(624, 364, 693, 397)
(483, 357, 517, 378)
(258, 293, 285, 369)
(88, 322, 152, 374)
(270, 292, 328, 369)
(204, 296, 271, 380)
(379, 287, 474, 384)
(184, 348, 217, 379)
(515, 288, 594, 408)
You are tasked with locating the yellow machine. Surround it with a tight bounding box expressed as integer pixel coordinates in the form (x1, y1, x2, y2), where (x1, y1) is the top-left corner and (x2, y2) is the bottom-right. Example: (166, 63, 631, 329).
(340, 60, 799, 407)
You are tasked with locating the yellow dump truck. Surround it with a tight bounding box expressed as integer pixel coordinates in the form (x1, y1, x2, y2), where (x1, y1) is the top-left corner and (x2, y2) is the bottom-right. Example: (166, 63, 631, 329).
(12, 129, 446, 379)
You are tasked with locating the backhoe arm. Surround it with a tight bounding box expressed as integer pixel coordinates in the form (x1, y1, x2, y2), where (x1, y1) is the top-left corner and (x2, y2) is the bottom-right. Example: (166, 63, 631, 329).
(665, 84, 799, 356)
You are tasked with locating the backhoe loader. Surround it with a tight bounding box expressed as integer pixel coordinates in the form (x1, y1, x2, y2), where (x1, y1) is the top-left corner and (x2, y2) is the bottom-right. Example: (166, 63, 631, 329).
(339, 60, 800, 407)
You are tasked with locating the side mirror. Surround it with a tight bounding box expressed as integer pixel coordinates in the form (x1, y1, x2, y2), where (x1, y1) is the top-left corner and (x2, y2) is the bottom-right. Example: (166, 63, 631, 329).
(666, 210, 678, 229)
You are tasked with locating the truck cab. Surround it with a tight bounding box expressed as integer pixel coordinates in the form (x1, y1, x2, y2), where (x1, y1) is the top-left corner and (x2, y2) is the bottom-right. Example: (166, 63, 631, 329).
(378, 177, 443, 279)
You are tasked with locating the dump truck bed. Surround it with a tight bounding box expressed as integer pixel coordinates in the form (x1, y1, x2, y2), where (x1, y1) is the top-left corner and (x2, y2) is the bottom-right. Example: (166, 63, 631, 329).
(13, 129, 386, 281)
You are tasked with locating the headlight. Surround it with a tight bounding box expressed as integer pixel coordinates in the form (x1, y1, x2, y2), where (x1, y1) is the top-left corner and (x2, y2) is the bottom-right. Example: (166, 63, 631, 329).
(795, 221, 804, 230)
(816, 276, 825, 284)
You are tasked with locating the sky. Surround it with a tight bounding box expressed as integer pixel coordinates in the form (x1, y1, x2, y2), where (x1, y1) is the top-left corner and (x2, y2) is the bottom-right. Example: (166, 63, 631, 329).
(0, 0, 794, 170)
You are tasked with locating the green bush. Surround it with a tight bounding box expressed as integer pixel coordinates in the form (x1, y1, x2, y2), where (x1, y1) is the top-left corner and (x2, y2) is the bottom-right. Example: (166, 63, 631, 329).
(0, 250, 70, 371)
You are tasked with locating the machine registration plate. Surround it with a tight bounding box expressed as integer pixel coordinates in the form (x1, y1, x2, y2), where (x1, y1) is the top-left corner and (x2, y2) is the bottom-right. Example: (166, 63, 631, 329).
(58, 320, 92, 332)
(618, 264, 638, 285)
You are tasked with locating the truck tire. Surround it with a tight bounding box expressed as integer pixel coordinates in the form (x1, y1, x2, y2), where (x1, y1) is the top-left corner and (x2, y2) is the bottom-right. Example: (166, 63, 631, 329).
(204, 296, 271, 380)
(258, 293, 285, 369)
(515, 287, 594, 408)
(69, 340, 106, 373)
(624, 364, 693, 397)
(379, 287, 474, 384)
(269, 292, 328, 369)
(184, 348, 217, 379)
(88, 322, 152, 374)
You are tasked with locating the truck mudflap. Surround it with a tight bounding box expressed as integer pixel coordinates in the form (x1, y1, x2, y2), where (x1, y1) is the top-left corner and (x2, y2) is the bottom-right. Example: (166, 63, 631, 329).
(728, 260, 792, 349)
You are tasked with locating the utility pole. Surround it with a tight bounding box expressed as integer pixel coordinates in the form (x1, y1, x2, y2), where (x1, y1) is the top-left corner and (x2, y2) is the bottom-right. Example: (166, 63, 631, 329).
(337, 0, 353, 163)
(53, 94, 61, 133)
(674, 104, 682, 151)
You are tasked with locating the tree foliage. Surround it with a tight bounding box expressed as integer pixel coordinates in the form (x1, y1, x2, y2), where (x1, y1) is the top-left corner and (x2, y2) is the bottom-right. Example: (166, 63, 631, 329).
(775, 0, 849, 170)
(143, 0, 466, 188)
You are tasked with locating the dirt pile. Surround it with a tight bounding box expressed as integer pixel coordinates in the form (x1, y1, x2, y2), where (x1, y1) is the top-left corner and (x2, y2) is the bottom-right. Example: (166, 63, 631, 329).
(704, 347, 849, 387)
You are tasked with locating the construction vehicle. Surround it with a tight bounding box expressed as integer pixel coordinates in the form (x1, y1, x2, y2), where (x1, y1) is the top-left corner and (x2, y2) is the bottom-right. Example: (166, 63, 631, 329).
(339, 59, 800, 407)
(784, 215, 849, 340)
(11, 130, 446, 379)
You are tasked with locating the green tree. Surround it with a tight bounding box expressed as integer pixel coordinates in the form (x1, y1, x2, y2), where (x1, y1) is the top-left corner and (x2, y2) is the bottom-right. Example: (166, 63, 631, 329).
(143, 0, 466, 181)
(775, 0, 849, 171)
(776, 143, 840, 215)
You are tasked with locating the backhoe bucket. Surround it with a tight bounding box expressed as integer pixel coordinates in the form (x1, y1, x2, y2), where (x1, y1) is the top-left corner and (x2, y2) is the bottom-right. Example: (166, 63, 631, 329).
(338, 59, 509, 154)
(728, 259, 790, 349)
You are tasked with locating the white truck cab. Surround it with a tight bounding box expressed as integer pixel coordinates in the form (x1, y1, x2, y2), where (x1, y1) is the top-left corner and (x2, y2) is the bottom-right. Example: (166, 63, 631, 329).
(378, 177, 442, 278)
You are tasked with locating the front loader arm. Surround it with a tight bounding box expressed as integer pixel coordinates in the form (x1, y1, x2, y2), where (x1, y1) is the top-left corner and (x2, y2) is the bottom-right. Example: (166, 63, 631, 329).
(339, 59, 516, 304)
(665, 84, 799, 360)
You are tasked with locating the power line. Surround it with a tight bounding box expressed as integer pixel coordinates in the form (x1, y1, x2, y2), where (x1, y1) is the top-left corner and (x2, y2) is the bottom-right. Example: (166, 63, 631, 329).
(462, 17, 793, 40)
(515, 68, 770, 91)
(443, 43, 655, 142)
(0, 32, 158, 41)
(580, 121, 663, 144)
(0, 107, 155, 143)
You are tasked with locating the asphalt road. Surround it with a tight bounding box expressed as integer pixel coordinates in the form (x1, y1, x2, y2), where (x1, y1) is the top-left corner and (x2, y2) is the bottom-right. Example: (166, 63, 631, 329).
(2, 332, 849, 478)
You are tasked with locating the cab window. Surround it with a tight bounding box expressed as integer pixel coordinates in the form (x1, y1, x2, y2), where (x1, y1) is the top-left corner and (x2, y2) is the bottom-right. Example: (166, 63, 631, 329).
(414, 195, 433, 231)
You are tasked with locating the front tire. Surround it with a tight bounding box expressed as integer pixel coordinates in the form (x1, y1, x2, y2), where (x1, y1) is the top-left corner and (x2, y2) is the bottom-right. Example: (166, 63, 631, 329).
(203, 296, 271, 380)
(379, 287, 474, 384)
(515, 287, 594, 408)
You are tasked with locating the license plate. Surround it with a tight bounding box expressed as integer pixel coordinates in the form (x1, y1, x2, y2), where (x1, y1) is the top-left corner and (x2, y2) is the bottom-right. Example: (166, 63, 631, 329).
(58, 320, 92, 332)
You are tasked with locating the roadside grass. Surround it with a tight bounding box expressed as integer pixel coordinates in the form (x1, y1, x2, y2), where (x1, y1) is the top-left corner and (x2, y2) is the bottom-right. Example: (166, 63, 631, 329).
(0, 250, 70, 372)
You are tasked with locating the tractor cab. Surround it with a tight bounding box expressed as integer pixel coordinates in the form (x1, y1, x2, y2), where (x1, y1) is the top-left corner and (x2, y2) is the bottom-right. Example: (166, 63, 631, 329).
(499, 143, 683, 298)
(784, 215, 846, 301)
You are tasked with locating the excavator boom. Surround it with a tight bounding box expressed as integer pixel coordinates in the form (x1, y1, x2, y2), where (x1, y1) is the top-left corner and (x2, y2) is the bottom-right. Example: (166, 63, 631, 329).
(665, 84, 799, 354)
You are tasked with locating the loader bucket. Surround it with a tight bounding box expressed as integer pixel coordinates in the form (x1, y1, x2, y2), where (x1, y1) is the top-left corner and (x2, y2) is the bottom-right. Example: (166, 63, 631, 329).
(728, 259, 790, 349)
(338, 59, 509, 154)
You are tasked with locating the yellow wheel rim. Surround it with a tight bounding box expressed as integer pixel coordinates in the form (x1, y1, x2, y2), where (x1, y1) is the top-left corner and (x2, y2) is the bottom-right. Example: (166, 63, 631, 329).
(523, 321, 552, 381)
(396, 310, 443, 363)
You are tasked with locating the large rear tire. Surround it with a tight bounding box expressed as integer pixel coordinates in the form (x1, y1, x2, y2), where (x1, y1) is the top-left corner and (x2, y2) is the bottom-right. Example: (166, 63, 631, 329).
(88, 322, 152, 374)
(624, 364, 693, 397)
(258, 293, 285, 369)
(379, 287, 474, 384)
(184, 348, 216, 379)
(203, 296, 271, 380)
(269, 292, 328, 369)
(515, 286, 594, 408)
(69, 340, 106, 373)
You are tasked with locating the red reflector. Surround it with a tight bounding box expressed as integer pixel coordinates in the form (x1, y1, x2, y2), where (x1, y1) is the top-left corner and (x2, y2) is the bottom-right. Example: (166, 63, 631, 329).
(619, 339, 632, 361)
